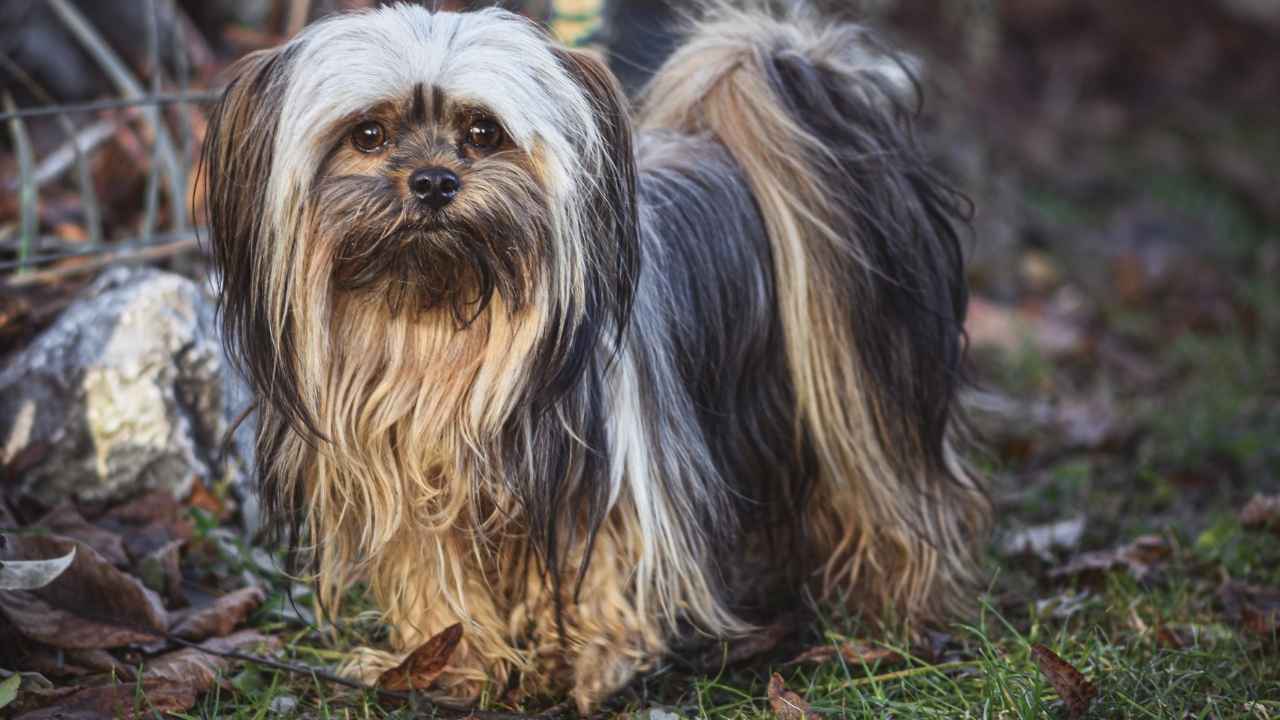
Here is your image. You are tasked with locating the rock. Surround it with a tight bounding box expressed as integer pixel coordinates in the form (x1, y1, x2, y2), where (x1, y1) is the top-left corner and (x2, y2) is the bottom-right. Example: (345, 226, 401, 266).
(0, 267, 255, 521)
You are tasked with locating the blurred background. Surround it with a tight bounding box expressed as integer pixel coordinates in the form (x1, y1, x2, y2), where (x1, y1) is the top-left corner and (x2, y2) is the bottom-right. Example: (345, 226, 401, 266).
(0, 0, 1277, 716)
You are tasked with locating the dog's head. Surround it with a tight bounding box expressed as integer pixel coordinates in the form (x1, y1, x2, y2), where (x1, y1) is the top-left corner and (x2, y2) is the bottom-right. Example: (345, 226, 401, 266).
(203, 5, 637, 433)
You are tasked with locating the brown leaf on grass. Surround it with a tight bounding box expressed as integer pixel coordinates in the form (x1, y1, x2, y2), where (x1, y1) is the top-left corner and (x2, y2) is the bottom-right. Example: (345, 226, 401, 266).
(13, 679, 196, 720)
(696, 621, 791, 671)
(1048, 534, 1170, 585)
(766, 673, 819, 720)
(143, 629, 279, 688)
(787, 640, 902, 667)
(0, 535, 167, 649)
(1029, 644, 1098, 719)
(169, 586, 266, 641)
(378, 623, 464, 691)
(1240, 494, 1280, 536)
(15, 630, 281, 720)
(1219, 580, 1280, 639)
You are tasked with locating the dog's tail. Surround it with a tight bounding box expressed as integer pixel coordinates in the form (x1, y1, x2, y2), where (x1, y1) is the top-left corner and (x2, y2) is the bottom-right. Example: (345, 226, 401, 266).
(640, 6, 987, 623)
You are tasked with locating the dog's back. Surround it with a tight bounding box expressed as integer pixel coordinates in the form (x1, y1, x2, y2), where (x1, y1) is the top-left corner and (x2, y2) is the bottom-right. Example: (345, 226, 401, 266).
(633, 4, 988, 625)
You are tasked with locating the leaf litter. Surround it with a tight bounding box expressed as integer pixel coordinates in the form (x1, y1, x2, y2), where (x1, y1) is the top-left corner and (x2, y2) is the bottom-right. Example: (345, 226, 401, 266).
(0, 492, 272, 718)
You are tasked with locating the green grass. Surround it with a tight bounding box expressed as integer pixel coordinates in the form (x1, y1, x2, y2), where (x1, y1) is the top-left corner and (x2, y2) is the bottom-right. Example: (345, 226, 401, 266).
(176, 535, 1279, 719)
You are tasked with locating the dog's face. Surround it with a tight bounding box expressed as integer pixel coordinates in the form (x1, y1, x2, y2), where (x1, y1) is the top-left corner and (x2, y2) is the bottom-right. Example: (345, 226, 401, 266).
(314, 77, 548, 317)
(204, 5, 637, 430)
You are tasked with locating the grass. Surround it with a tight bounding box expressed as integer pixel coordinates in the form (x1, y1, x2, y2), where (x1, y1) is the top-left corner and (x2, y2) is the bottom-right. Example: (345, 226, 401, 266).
(185, 510, 1277, 719)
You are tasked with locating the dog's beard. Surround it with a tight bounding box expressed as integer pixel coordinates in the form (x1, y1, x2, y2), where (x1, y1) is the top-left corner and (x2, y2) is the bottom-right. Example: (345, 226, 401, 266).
(314, 172, 550, 324)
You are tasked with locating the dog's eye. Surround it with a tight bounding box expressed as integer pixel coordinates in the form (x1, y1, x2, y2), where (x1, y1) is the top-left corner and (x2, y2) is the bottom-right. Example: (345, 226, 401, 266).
(351, 121, 387, 153)
(466, 118, 503, 150)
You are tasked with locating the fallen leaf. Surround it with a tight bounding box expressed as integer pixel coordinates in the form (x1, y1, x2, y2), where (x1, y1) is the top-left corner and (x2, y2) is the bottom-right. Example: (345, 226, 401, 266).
(0, 535, 167, 649)
(1219, 581, 1280, 639)
(787, 640, 902, 667)
(766, 673, 818, 720)
(135, 539, 185, 606)
(32, 504, 129, 567)
(695, 621, 791, 671)
(1154, 623, 1185, 649)
(13, 678, 195, 720)
(1029, 644, 1097, 719)
(1049, 534, 1170, 584)
(0, 541, 75, 591)
(1240, 495, 1280, 536)
(0, 589, 160, 650)
(186, 479, 226, 520)
(143, 629, 278, 688)
(13, 631, 279, 719)
(97, 491, 194, 560)
(170, 586, 266, 641)
(377, 623, 464, 691)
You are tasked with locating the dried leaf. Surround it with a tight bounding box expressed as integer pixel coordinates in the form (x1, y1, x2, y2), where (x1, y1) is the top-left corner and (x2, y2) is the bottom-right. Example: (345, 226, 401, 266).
(1029, 644, 1097, 719)
(1219, 581, 1280, 639)
(0, 543, 75, 591)
(97, 491, 193, 553)
(135, 539, 185, 605)
(696, 622, 791, 670)
(766, 673, 818, 720)
(13, 678, 195, 720)
(0, 535, 167, 649)
(1049, 534, 1170, 584)
(0, 589, 159, 650)
(1240, 495, 1280, 536)
(169, 586, 266, 641)
(1154, 623, 1185, 649)
(15, 633, 282, 718)
(143, 629, 278, 689)
(33, 504, 129, 567)
(787, 640, 902, 667)
(186, 479, 226, 520)
(377, 623, 463, 691)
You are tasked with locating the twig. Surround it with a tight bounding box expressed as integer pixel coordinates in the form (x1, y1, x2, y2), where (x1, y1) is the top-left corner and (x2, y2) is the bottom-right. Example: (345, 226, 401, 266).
(29, 119, 117, 188)
(1, 92, 36, 275)
(47, 0, 188, 231)
(0, 91, 220, 122)
(0, 235, 200, 289)
(157, 631, 550, 720)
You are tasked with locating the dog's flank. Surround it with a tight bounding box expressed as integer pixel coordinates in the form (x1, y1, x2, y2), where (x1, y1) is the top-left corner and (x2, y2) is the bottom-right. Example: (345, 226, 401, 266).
(202, 2, 987, 712)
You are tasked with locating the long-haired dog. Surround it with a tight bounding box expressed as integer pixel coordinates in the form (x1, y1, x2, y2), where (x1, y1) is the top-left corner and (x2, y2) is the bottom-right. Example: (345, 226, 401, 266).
(203, 1, 988, 710)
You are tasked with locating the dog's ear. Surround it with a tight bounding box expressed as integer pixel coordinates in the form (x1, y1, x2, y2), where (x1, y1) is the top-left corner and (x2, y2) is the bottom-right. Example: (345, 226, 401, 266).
(553, 47, 639, 318)
(202, 47, 316, 435)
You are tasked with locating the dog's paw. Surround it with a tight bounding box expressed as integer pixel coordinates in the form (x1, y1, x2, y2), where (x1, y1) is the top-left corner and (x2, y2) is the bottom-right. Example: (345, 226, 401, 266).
(571, 641, 644, 713)
(341, 645, 403, 685)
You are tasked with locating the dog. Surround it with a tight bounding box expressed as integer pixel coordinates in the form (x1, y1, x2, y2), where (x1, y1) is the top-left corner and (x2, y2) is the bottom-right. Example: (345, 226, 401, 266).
(202, 2, 988, 711)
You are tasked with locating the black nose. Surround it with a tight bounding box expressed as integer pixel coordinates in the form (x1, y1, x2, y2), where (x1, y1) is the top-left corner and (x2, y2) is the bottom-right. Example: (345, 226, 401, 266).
(409, 167, 460, 209)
